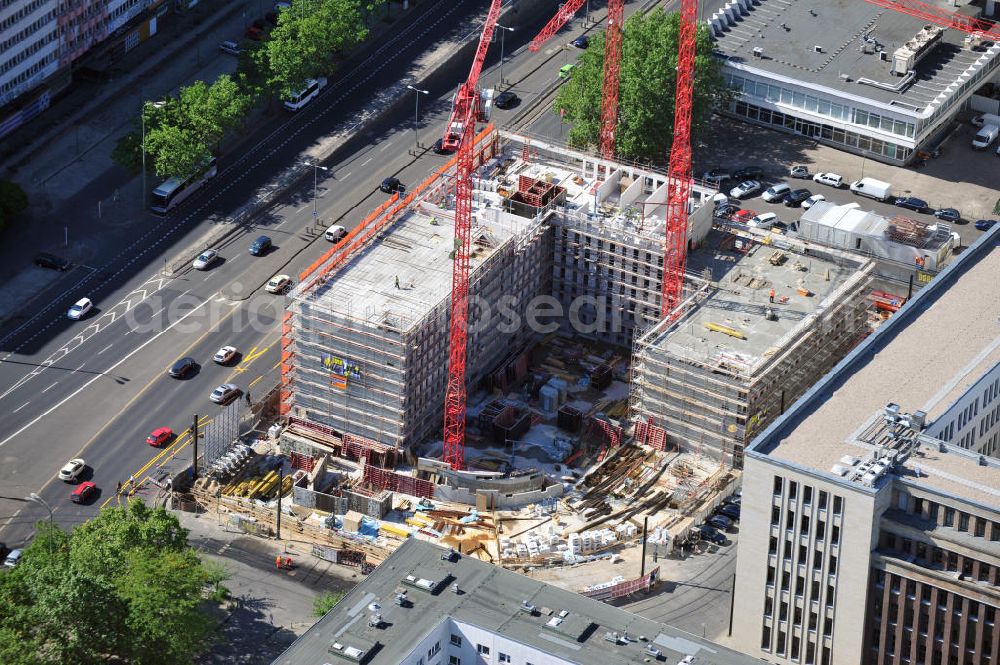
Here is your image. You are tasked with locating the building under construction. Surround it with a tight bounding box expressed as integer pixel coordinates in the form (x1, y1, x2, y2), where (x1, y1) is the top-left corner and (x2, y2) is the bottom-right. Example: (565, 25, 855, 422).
(629, 229, 876, 467)
(280, 129, 718, 452)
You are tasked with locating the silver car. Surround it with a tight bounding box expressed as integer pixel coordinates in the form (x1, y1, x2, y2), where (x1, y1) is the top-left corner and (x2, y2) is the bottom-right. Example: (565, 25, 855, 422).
(193, 249, 219, 271)
(210, 383, 241, 404)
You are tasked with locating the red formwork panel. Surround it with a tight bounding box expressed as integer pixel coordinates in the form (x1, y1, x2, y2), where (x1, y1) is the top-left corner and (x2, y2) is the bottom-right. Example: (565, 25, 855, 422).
(582, 566, 659, 601)
(362, 465, 434, 499)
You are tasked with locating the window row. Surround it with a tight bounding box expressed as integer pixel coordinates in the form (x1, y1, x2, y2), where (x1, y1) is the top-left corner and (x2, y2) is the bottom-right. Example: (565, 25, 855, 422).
(761, 624, 832, 664)
(772, 477, 844, 515)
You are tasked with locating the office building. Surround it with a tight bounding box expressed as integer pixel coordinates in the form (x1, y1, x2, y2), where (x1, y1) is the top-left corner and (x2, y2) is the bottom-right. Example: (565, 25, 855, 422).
(731, 228, 1000, 665)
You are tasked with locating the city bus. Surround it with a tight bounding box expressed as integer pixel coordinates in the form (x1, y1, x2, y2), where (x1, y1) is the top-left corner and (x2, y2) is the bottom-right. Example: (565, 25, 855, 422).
(283, 77, 327, 112)
(149, 158, 218, 214)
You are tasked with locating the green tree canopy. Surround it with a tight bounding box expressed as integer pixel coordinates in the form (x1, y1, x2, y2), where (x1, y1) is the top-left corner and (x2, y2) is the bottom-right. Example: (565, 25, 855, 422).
(0, 180, 29, 219)
(143, 123, 211, 178)
(554, 8, 731, 162)
(0, 503, 214, 664)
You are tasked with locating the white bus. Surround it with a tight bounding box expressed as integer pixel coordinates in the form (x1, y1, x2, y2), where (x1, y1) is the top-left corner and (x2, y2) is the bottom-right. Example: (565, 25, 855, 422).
(283, 77, 327, 112)
(150, 158, 218, 214)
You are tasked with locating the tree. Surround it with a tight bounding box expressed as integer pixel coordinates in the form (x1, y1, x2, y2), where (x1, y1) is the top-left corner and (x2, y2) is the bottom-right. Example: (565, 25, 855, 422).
(0, 180, 28, 219)
(180, 76, 251, 147)
(143, 123, 211, 178)
(553, 8, 731, 162)
(0, 504, 214, 664)
(111, 130, 145, 175)
(313, 590, 345, 617)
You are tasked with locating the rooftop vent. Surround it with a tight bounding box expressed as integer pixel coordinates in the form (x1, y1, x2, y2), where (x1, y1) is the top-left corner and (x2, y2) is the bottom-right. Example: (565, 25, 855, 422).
(814, 45, 823, 53)
(520, 600, 538, 614)
(329, 643, 368, 662)
(752, 46, 764, 58)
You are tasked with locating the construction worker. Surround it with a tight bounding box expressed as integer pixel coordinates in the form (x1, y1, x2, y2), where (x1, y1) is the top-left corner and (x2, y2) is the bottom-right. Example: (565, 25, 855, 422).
(129, 474, 136, 487)
(116, 481, 122, 494)
(769, 288, 775, 303)
(275, 555, 283, 570)
(394, 275, 400, 289)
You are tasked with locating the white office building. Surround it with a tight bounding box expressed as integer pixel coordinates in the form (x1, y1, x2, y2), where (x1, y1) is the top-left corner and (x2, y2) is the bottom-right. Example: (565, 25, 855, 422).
(707, 0, 1000, 164)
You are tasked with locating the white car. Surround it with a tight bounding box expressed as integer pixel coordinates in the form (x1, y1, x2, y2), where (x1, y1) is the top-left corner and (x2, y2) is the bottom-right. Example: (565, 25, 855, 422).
(67, 298, 92, 320)
(266, 274, 292, 294)
(802, 194, 826, 209)
(748, 212, 779, 229)
(210, 383, 241, 404)
(729, 180, 762, 199)
(58, 458, 86, 481)
(812, 172, 844, 188)
(213, 345, 237, 365)
(193, 249, 219, 270)
(761, 183, 791, 203)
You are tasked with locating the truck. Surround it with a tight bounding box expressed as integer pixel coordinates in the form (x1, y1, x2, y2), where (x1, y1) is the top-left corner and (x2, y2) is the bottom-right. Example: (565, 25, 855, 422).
(849, 177, 893, 202)
(971, 124, 999, 150)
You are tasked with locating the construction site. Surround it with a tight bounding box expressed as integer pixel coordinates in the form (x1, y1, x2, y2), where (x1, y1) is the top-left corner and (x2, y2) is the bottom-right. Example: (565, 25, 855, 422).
(180, 127, 883, 594)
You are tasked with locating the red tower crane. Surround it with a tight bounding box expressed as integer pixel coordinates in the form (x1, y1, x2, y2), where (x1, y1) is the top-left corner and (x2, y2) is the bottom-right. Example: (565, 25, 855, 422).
(660, 0, 699, 320)
(863, 0, 1000, 39)
(441, 0, 504, 471)
(529, 0, 625, 159)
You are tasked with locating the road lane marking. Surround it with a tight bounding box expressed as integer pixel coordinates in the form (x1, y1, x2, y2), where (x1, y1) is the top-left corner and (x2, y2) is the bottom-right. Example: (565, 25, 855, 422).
(379, 141, 393, 151)
(361, 157, 373, 165)
(98, 344, 113, 355)
(0, 294, 224, 450)
(42, 382, 58, 393)
(248, 375, 264, 388)
(75, 362, 86, 373)
(341, 172, 352, 180)
(13, 402, 29, 413)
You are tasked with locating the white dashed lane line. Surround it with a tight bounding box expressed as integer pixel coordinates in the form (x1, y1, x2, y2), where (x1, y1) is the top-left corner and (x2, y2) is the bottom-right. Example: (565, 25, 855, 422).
(13, 402, 29, 414)
(42, 382, 58, 393)
(98, 344, 113, 355)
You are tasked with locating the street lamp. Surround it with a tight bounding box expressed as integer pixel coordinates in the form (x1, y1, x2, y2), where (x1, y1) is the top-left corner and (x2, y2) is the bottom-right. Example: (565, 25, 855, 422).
(141, 100, 165, 209)
(302, 161, 329, 222)
(496, 24, 515, 87)
(406, 85, 429, 149)
(26, 493, 53, 523)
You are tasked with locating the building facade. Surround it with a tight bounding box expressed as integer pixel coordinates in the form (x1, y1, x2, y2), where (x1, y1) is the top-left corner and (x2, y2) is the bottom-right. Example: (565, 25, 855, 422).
(732, 227, 1000, 665)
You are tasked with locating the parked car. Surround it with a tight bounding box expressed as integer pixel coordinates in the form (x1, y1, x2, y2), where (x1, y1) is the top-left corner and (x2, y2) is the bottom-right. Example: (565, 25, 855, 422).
(249, 235, 272, 256)
(494, 91, 520, 109)
(812, 172, 844, 188)
(761, 183, 792, 203)
(380, 177, 405, 194)
(717, 503, 741, 521)
(732, 166, 764, 181)
(783, 188, 812, 207)
(729, 180, 763, 199)
(702, 168, 731, 185)
(169, 356, 197, 378)
(934, 208, 961, 223)
(723, 492, 741, 505)
(210, 383, 242, 404)
(4, 549, 23, 568)
(572, 35, 589, 49)
(218, 40, 241, 56)
(771, 221, 790, 233)
(732, 209, 757, 224)
(895, 196, 929, 213)
(706, 514, 733, 531)
(789, 164, 810, 178)
(716, 203, 740, 218)
(558, 63, 577, 78)
(432, 138, 454, 155)
(146, 427, 173, 447)
(67, 297, 92, 320)
(71, 481, 97, 504)
(975, 219, 998, 231)
(698, 526, 728, 545)
(802, 194, 826, 209)
(324, 225, 347, 242)
(245, 25, 265, 41)
(34, 252, 71, 271)
(58, 458, 86, 482)
(213, 345, 238, 364)
(749, 212, 779, 229)
(266, 274, 292, 294)
(193, 249, 220, 270)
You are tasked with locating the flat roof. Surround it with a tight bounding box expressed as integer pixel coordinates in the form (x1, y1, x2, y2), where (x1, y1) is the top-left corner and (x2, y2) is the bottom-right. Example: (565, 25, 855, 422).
(709, 0, 997, 111)
(750, 228, 1000, 509)
(646, 229, 868, 373)
(271, 538, 763, 665)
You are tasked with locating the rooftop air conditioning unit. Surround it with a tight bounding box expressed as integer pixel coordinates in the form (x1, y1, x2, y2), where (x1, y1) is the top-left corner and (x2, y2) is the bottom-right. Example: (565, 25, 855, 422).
(752, 46, 764, 58)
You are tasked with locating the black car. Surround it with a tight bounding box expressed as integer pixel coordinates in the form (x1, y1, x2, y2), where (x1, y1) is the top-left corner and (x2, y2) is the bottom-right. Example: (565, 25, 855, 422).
(380, 177, 405, 194)
(706, 514, 733, 531)
(733, 166, 764, 181)
(975, 219, 998, 231)
(169, 356, 197, 378)
(723, 492, 741, 505)
(934, 208, 961, 223)
(895, 196, 928, 213)
(432, 138, 455, 155)
(698, 526, 727, 545)
(783, 188, 812, 207)
(716, 503, 741, 521)
(34, 252, 71, 271)
(249, 235, 272, 256)
(494, 91, 520, 110)
(572, 35, 589, 49)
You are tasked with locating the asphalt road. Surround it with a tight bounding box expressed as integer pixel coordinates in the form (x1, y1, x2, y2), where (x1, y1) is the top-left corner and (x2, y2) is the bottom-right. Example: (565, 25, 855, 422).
(0, 0, 637, 547)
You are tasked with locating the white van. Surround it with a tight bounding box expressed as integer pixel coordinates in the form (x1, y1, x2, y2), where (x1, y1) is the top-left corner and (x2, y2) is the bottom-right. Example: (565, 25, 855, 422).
(761, 183, 791, 202)
(850, 177, 893, 202)
(324, 224, 347, 242)
(284, 77, 327, 112)
(972, 124, 999, 150)
(812, 172, 843, 188)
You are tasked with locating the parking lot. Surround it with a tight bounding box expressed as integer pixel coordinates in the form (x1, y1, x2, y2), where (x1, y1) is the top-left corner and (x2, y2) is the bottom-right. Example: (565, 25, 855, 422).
(694, 118, 999, 248)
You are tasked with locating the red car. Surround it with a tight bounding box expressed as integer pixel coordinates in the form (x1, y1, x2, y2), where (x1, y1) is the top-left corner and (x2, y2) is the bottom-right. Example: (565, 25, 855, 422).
(245, 25, 265, 41)
(71, 481, 97, 504)
(732, 209, 757, 224)
(146, 427, 173, 447)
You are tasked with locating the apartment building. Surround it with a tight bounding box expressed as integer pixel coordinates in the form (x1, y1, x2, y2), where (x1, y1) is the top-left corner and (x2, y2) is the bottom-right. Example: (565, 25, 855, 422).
(731, 227, 1000, 665)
